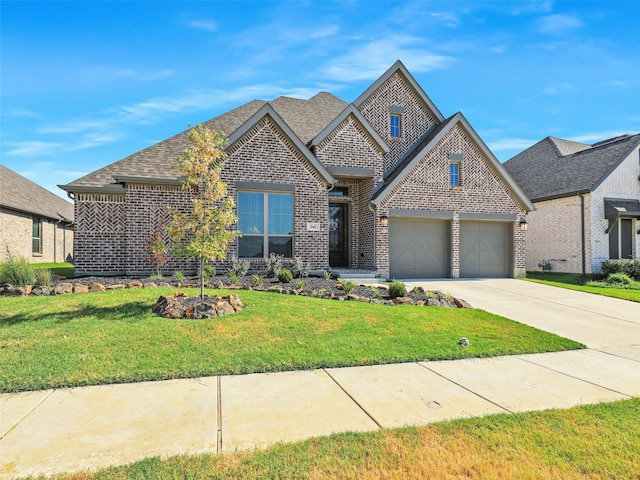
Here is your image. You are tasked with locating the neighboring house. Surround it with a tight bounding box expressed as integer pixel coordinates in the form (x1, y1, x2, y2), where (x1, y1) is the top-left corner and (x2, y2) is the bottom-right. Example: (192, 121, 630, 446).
(0, 164, 74, 263)
(504, 134, 640, 274)
(60, 61, 532, 279)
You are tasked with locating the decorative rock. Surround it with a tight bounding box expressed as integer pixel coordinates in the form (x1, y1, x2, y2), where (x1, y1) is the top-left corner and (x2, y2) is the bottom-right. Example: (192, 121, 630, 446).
(411, 286, 425, 294)
(127, 280, 143, 289)
(458, 337, 470, 347)
(453, 297, 471, 308)
(31, 286, 53, 296)
(54, 283, 73, 295)
(393, 296, 415, 305)
(215, 301, 235, 316)
(157, 282, 172, 288)
(106, 284, 126, 290)
(1, 285, 32, 296)
(145, 282, 157, 289)
(90, 282, 107, 292)
(416, 300, 425, 306)
(347, 293, 371, 303)
(74, 283, 90, 293)
(225, 293, 244, 312)
(152, 292, 243, 319)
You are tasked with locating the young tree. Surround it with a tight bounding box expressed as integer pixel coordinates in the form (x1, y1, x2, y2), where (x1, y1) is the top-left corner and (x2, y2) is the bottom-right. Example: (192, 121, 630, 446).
(166, 125, 238, 299)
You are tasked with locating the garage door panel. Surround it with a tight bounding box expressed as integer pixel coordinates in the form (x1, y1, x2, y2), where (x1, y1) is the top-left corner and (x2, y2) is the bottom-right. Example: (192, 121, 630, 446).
(460, 221, 511, 278)
(390, 219, 449, 279)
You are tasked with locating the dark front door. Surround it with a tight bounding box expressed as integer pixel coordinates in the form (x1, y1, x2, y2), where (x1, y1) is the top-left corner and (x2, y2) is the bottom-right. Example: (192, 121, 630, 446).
(329, 203, 348, 267)
(609, 218, 633, 259)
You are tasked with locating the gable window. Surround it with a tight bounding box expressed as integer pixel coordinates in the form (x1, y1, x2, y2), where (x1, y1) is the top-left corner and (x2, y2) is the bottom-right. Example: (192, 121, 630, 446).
(32, 217, 42, 254)
(390, 114, 402, 138)
(450, 162, 461, 187)
(237, 191, 294, 258)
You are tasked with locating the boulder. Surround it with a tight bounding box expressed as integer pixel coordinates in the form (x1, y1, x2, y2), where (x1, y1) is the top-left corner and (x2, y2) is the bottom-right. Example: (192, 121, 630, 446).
(393, 296, 415, 305)
(31, 286, 53, 296)
(54, 283, 73, 295)
(90, 282, 107, 292)
(127, 280, 143, 289)
(74, 283, 90, 293)
(106, 284, 126, 290)
(347, 293, 371, 303)
(1, 285, 32, 296)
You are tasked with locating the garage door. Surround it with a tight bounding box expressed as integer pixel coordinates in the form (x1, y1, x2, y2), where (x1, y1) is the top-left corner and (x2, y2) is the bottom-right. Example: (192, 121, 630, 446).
(389, 219, 450, 278)
(460, 221, 511, 278)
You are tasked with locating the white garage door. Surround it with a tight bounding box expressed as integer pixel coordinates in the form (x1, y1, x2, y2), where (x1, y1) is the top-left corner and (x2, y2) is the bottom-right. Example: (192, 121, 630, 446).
(460, 221, 511, 278)
(389, 219, 450, 278)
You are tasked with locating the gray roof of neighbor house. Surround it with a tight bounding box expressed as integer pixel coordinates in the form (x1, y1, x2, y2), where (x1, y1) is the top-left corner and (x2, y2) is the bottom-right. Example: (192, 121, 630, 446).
(0, 164, 74, 221)
(503, 133, 640, 202)
(60, 92, 348, 191)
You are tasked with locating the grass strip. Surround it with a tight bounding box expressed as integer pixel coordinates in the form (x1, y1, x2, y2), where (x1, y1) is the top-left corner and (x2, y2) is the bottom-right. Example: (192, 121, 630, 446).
(28, 398, 640, 480)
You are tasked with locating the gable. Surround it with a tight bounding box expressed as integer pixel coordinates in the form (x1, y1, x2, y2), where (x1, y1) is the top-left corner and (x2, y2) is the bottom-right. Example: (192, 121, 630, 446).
(372, 113, 532, 212)
(355, 62, 444, 172)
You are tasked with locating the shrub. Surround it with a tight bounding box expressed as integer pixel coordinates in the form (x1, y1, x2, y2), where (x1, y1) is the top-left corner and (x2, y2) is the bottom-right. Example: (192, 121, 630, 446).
(0, 251, 35, 286)
(264, 253, 283, 278)
(278, 269, 293, 283)
(606, 272, 632, 285)
(295, 279, 306, 289)
(323, 270, 332, 280)
(388, 281, 407, 299)
(251, 274, 263, 287)
(601, 259, 640, 280)
(228, 272, 239, 285)
(175, 272, 185, 283)
(203, 265, 216, 280)
(339, 280, 356, 294)
(34, 268, 52, 287)
(290, 257, 309, 278)
(228, 256, 249, 278)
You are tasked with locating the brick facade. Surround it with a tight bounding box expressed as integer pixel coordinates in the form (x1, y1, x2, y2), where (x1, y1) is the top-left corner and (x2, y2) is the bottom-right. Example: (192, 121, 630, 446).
(0, 208, 73, 263)
(68, 61, 531, 278)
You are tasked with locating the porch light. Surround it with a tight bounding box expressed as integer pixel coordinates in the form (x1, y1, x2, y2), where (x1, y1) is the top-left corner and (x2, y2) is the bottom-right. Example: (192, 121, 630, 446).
(380, 214, 389, 227)
(519, 219, 528, 231)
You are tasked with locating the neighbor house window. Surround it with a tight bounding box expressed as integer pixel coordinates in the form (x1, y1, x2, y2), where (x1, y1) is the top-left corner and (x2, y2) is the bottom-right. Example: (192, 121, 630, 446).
(390, 114, 401, 138)
(237, 191, 294, 258)
(450, 162, 460, 187)
(32, 217, 42, 254)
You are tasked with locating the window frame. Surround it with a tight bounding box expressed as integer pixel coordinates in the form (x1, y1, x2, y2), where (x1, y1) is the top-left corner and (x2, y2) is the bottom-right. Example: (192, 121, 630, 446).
(237, 191, 294, 258)
(32, 217, 42, 255)
(450, 161, 461, 187)
(390, 113, 401, 139)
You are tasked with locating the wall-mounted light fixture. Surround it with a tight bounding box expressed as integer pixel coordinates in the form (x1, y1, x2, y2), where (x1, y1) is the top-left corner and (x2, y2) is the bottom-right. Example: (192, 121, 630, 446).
(380, 214, 389, 227)
(519, 219, 528, 231)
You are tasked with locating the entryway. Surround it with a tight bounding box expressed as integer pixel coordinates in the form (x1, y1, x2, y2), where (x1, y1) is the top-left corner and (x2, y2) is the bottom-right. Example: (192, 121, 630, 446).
(329, 203, 348, 268)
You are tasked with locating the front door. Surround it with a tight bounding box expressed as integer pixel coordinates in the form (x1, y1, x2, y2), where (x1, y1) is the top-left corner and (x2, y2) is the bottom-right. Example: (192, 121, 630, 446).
(329, 203, 348, 267)
(609, 218, 633, 259)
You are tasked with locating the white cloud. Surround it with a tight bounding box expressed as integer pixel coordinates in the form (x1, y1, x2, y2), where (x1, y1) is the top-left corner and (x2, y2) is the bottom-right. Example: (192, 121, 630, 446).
(568, 131, 630, 144)
(5, 141, 64, 156)
(537, 14, 583, 35)
(430, 12, 460, 28)
(509, 1, 553, 15)
(7, 108, 43, 119)
(488, 138, 538, 152)
(185, 19, 217, 32)
(323, 36, 454, 81)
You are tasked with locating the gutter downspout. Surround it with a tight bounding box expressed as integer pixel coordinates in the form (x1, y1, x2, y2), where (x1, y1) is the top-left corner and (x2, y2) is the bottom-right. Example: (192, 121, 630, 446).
(580, 193, 586, 274)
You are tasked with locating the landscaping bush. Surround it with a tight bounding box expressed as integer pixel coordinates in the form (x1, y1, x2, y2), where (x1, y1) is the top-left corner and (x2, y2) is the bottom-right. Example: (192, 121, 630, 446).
(606, 272, 632, 285)
(0, 251, 35, 286)
(339, 279, 356, 294)
(601, 259, 640, 280)
(278, 268, 293, 283)
(227, 256, 249, 278)
(290, 257, 309, 278)
(264, 253, 283, 278)
(388, 281, 407, 299)
(34, 268, 53, 287)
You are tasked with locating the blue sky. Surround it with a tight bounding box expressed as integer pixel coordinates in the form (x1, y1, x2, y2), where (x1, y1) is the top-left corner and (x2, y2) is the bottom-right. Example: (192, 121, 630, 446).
(2, 1, 639, 199)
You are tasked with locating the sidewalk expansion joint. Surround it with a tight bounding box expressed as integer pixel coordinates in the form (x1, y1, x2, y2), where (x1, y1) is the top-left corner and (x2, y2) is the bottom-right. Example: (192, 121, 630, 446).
(322, 369, 384, 430)
(1, 389, 55, 440)
(418, 362, 514, 415)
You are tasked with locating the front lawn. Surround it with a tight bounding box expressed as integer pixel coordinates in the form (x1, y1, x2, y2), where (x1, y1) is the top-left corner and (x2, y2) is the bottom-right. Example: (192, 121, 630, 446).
(33, 398, 640, 480)
(525, 272, 640, 302)
(0, 287, 583, 393)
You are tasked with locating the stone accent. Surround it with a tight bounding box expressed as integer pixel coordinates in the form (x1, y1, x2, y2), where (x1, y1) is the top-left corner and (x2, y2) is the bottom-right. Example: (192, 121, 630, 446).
(152, 292, 244, 319)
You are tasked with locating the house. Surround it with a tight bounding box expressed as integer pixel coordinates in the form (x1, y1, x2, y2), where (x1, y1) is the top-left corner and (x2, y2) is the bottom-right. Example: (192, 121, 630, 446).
(504, 134, 640, 274)
(59, 61, 532, 279)
(0, 164, 74, 263)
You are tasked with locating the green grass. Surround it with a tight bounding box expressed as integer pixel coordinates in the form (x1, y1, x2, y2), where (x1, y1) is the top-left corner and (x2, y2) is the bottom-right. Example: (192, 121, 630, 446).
(32, 398, 640, 480)
(31, 262, 74, 278)
(0, 288, 583, 393)
(525, 272, 640, 302)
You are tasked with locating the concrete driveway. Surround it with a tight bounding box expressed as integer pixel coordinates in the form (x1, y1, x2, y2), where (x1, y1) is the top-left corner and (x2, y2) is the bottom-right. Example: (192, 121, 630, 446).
(407, 278, 640, 350)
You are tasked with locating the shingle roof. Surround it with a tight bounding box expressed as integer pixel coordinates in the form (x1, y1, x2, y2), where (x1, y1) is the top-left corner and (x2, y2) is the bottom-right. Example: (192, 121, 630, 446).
(503, 134, 640, 201)
(0, 164, 74, 221)
(61, 92, 347, 190)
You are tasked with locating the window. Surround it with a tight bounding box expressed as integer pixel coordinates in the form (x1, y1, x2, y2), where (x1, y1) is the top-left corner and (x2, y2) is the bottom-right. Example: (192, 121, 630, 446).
(450, 162, 460, 187)
(390, 114, 401, 138)
(237, 192, 294, 258)
(329, 186, 349, 197)
(32, 217, 42, 254)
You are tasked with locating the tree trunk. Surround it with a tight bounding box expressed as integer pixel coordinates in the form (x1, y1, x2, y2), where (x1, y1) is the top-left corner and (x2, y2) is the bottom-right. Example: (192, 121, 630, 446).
(199, 256, 205, 299)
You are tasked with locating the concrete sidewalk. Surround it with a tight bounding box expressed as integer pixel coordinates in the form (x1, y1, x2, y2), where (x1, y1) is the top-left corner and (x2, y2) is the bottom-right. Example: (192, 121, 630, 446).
(2, 280, 639, 479)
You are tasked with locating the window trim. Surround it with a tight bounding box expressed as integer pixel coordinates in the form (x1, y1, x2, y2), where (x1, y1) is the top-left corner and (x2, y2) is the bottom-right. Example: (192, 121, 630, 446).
(32, 217, 42, 255)
(237, 191, 294, 258)
(450, 161, 461, 187)
(390, 113, 401, 139)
